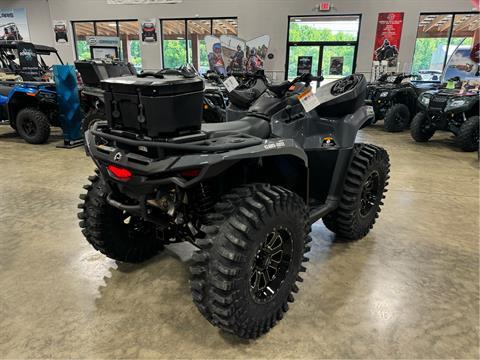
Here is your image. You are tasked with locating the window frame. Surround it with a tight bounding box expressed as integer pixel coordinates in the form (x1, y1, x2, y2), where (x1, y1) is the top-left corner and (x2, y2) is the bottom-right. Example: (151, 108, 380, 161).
(71, 19, 138, 61)
(159, 16, 238, 69)
(411, 11, 479, 81)
(285, 14, 362, 80)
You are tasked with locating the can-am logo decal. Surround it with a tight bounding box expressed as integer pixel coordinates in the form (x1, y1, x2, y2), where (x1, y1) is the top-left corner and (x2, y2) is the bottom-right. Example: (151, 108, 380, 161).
(264, 140, 286, 150)
(19, 48, 35, 61)
(113, 152, 123, 162)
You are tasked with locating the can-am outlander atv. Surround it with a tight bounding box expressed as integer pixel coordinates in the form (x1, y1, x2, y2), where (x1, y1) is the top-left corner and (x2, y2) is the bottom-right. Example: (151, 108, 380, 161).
(365, 73, 433, 132)
(411, 87, 479, 152)
(78, 67, 390, 339)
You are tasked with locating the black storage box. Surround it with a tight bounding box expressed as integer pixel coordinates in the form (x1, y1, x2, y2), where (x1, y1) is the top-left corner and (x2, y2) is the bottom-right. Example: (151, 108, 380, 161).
(75, 60, 136, 86)
(102, 74, 205, 137)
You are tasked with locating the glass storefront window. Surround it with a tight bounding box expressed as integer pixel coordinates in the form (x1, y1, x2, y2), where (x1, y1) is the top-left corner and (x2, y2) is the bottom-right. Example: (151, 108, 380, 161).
(288, 15, 359, 42)
(119, 20, 141, 70)
(412, 13, 479, 81)
(162, 19, 187, 69)
(187, 19, 211, 73)
(161, 18, 237, 72)
(73, 20, 142, 69)
(73, 22, 94, 60)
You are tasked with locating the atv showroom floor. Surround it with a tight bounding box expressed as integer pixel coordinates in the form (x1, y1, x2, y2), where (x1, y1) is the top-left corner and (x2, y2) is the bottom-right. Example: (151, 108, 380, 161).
(0, 124, 478, 359)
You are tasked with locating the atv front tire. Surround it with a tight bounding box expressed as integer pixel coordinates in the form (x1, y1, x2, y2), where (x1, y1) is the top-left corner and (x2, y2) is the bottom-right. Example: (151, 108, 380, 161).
(16, 108, 50, 144)
(190, 184, 310, 339)
(457, 116, 479, 152)
(78, 174, 163, 263)
(323, 144, 390, 240)
(410, 111, 435, 142)
(384, 103, 410, 132)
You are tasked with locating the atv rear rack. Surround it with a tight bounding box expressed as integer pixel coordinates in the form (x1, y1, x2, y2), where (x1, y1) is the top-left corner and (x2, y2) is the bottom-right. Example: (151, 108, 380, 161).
(90, 122, 263, 152)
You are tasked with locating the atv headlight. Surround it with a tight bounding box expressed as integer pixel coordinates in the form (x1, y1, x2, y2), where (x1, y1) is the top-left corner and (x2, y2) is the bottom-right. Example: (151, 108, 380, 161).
(447, 99, 466, 108)
(420, 95, 430, 106)
(379, 91, 389, 97)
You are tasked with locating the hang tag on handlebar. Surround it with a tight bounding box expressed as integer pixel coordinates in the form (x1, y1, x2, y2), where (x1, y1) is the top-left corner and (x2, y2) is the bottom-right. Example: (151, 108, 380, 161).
(223, 76, 240, 93)
(298, 89, 320, 113)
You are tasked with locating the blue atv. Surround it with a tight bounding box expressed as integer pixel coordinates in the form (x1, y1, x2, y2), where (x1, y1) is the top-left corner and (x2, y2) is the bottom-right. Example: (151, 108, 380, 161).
(0, 82, 58, 143)
(0, 41, 82, 145)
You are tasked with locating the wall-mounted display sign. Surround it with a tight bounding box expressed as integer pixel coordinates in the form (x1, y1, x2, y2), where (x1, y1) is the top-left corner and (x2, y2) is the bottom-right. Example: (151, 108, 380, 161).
(329, 56, 344, 75)
(373, 12, 404, 67)
(297, 56, 313, 76)
(141, 19, 157, 43)
(205, 35, 271, 75)
(53, 20, 68, 43)
(86, 36, 120, 59)
(0, 8, 30, 41)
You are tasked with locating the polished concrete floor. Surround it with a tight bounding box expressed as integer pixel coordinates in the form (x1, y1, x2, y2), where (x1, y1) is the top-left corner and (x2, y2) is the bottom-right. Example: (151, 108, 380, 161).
(0, 123, 478, 359)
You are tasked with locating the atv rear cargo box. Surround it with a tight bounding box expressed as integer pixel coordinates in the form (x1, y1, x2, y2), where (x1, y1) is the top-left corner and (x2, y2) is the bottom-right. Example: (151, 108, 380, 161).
(75, 60, 136, 86)
(101, 74, 204, 137)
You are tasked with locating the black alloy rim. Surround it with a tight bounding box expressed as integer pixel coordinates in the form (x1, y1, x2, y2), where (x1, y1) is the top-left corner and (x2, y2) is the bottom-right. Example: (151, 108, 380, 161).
(21, 119, 37, 137)
(250, 227, 293, 303)
(360, 171, 380, 217)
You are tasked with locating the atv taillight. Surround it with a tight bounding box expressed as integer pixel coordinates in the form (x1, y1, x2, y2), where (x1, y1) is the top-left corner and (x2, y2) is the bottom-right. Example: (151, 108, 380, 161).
(107, 165, 132, 180)
(181, 169, 201, 178)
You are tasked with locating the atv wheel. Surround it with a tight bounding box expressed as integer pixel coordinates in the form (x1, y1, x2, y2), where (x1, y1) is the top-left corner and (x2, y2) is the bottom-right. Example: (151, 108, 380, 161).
(410, 111, 435, 142)
(384, 103, 410, 132)
(323, 144, 390, 240)
(190, 184, 310, 339)
(16, 108, 50, 144)
(82, 109, 106, 135)
(78, 174, 163, 263)
(457, 116, 479, 152)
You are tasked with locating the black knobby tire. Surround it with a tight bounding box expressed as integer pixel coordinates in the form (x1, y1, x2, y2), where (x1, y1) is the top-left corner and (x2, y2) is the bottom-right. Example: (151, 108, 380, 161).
(16, 108, 51, 144)
(323, 144, 390, 240)
(78, 173, 163, 263)
(190, 184, 310, 339)
(457, 115, 479, 152)
(82, 109, 106, 135)
(410, 111, 435, 142)
(384, 103, 410, 132)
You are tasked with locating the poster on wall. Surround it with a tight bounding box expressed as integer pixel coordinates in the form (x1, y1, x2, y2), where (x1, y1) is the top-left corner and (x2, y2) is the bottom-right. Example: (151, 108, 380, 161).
(0, 8, 30, 41)
(329, 56, 344, 75)
(205, 35, 227, 75)
(245, 35, 270, 73)
(297, 56, 313, 76)
(220, 35, 246, 73)
(53, 20, 68, 43)
(372, 12, 404, 67)
(141, 19, 157, 43)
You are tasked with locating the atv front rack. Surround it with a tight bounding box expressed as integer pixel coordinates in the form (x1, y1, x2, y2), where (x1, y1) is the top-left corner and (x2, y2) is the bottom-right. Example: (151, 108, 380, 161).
(90, 121, 263, 152)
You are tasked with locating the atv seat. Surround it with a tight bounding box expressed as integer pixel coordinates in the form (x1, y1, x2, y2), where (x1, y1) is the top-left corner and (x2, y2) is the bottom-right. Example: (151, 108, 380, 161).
(0, 84, 12, 97)
(202, 116, 270, 139)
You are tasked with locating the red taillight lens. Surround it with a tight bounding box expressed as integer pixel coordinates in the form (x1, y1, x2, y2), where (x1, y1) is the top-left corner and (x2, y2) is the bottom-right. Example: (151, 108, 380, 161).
(180, 168, 201, 178)
(107, 165, 132, 180)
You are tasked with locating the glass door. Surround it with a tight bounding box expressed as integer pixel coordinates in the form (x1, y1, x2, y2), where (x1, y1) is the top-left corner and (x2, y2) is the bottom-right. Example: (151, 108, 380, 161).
(287, 45, 320, 78)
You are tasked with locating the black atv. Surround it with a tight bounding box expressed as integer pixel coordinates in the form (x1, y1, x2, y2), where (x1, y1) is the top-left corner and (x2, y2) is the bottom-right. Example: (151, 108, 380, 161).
(366, 73, 429, 132)
(75, 59, 137, 134)
(78, 68, 390, 339)
(202, 71, 229, 123)
(411, 87, 479, 152)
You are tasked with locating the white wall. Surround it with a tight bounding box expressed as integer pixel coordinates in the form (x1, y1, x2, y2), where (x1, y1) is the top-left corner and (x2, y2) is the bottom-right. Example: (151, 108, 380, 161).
(3, 0, 476, 78)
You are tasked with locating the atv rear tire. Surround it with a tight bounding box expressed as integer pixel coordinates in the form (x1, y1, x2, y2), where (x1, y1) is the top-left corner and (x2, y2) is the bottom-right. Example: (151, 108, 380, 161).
(457, 116, 479, 152)
(384, 103, 410, 132)
(410, 111, 435, 142)
(82, 109, 106, 135)
(323, 144, 390, 240)
(78, 174, 163, 263)
(16, 108, 50, 144)
(190, 184, 310, 339)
